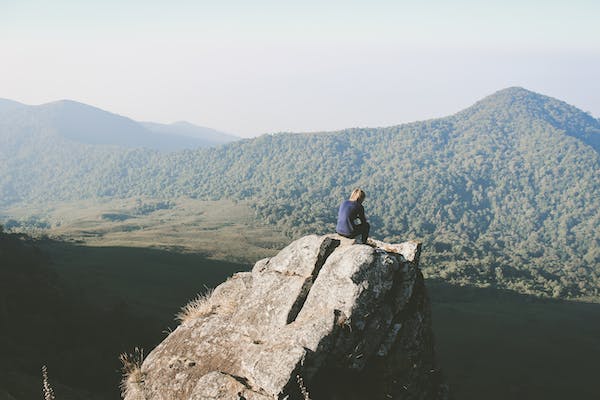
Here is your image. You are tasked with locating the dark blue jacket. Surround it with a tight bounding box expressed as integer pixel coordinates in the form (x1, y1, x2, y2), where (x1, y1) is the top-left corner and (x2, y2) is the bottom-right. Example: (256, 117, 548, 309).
(336, 200, 366, 236)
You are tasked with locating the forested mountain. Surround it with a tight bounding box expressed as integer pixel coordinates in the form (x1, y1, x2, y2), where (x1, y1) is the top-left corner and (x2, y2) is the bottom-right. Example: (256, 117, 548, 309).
(0, 98, 237, 151)
(1, 87, 598, 299)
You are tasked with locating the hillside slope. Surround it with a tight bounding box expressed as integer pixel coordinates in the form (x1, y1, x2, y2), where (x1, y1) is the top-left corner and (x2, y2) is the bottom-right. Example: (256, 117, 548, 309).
(1, 87, 598, 298)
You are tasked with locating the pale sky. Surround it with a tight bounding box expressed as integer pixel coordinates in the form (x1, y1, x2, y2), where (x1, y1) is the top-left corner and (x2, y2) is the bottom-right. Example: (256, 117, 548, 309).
(1, 0, 599, 137)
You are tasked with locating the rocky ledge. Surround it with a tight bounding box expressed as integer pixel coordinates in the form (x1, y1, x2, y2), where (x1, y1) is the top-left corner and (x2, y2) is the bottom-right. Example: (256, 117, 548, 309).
(124, 235, 447, 400)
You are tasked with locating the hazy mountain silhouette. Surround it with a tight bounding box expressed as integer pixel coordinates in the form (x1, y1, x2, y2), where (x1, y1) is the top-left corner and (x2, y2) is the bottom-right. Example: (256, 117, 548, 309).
(0, 98, 238, 150)
(141, 121, 238, 147)
(0, 98, 27, 112)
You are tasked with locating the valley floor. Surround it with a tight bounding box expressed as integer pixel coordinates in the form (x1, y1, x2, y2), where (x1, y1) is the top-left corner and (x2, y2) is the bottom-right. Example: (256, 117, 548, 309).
(2, 198, 599, 399)
(1, 198, 288, 262)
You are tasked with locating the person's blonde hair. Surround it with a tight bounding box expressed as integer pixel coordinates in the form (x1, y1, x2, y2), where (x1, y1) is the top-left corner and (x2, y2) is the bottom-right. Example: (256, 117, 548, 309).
(349, 188, 366, 203)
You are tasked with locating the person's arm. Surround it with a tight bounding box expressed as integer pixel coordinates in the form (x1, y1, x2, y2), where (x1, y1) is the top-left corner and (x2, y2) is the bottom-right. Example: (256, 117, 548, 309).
(358, 204, 367, 225)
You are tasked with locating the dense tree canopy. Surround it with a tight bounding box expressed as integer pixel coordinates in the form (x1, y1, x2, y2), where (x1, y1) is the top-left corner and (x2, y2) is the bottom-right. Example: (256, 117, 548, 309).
(1, 87, 599, 299)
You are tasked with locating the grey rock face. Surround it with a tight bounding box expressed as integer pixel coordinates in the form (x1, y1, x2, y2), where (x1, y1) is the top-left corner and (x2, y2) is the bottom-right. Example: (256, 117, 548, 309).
(126, 235, 446, 400)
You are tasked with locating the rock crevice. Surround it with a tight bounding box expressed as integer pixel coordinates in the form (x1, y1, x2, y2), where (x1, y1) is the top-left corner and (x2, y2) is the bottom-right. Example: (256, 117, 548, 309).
(286, 237, 340, 324)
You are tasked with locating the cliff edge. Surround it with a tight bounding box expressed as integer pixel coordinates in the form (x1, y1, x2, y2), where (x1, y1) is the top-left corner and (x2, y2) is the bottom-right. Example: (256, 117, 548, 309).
(123, 235, 447, 400)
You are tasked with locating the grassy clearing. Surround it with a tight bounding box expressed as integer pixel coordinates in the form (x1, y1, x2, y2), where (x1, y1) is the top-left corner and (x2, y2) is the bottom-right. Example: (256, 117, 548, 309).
(2, 197, 289, 263)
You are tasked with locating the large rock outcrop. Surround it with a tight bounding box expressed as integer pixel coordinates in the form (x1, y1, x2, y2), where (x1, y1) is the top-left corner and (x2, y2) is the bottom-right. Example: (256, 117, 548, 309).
(125, 235, 446, 400)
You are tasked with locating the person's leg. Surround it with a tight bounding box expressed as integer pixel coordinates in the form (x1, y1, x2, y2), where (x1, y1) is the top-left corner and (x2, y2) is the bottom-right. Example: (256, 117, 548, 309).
(351, 223, 370, 243)
(360, 222, 370, 243)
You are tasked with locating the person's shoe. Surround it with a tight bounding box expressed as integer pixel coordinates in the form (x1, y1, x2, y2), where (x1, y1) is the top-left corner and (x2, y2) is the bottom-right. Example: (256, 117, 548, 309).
(365, 238, 377, 248)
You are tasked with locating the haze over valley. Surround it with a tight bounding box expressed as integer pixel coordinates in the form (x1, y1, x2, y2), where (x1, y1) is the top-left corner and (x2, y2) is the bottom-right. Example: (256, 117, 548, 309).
(1, 86, 599, 400)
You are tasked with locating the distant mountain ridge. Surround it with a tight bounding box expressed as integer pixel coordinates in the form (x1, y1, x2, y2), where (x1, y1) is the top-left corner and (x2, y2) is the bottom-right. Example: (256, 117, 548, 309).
(0, 98, 238, 150)
(1, 87, 598, 299)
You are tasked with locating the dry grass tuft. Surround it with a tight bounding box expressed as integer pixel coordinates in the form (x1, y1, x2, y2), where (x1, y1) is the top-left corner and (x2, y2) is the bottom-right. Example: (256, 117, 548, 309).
(215, 297, 236, 316)
(119, 347, 145, 400)
(42, 365, 56, 400)
(296, 374, 311, 400)
(176, 288, 217, 323)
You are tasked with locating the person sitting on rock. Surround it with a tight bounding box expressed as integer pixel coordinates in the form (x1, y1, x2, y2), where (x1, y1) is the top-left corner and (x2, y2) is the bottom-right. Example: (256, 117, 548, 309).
(336, 188, 370, 243)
